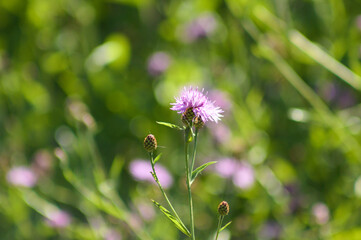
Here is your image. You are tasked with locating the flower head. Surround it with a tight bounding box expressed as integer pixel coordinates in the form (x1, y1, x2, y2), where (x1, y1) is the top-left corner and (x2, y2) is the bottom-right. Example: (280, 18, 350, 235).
(181, 13, 217, 43)
(232, 162, 255, 190)
(147, 52, 171, 76)
(45, 210, 71, 228)
(144, 134, 157, 152)
(214, 158, 239, 178)
(170, 86, 223, 123)
(312, 203, 329, 225)
(6, 166, 38, 187)
(218, 201, 229, 216)
(105, 229, 122, 240)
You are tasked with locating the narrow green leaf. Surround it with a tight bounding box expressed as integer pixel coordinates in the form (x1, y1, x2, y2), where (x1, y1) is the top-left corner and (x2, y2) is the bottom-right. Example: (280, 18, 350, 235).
(220, 221, 232, 232)
(156, 121, 184, 130)
(153, 153, 162, 164)
(152, 200, 191, 237)
(109, 155, 124, 180)
(191, 161, 217, 183)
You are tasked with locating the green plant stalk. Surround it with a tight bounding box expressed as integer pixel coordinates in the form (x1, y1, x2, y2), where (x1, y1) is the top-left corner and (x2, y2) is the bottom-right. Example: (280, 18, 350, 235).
(215, 215, 224, 240)
(190, 129, 199, 174)
(185, 128, 195, 240)
(149, 152, 188, 232)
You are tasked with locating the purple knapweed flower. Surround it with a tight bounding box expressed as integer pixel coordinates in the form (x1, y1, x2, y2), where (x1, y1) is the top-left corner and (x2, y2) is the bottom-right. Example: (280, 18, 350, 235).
(6, 166, 38, 187)
(129, 159, 173, 188)
(45, 210, 71, 228)
(137, 202, 155, 221)
(232, 162, 255, 190)
(170, 86, 223, 123)
(105, 229, 122, 240)
(259, 221, 282, 239)
(147, 52, 171, 76)
(312, 203, 330, 225)
(356, 15, 361, 31)
(214, 158, 255, 190)
(210, 123, 231, 144)
(32, 150, 53, 177)
(182, 13, 217, 43)
(214, 158, 239, 178)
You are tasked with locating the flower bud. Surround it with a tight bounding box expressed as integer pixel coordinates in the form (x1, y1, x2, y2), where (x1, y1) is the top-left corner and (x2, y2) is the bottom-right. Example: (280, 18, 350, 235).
(194, 116, 204, 129)
(218, 201, 229, 216)
(144, 134, 157, 152)
(181, 107, 195, 126)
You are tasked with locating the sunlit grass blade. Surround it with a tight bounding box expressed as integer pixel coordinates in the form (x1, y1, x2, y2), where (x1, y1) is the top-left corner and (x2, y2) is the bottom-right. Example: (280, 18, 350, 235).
(109, 155, 124, 180)
(220, 221, 232, 232)
(152, 200, 191, 237)
(156, 121, 184, 130)
(191, 161, 217, 184)
(252, 5, 361, 91)
(289, 30, 361, 91)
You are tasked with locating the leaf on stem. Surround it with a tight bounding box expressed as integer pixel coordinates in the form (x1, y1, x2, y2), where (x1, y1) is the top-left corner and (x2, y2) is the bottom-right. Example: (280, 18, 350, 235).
(156, 121, 184, 130)
(153, 153, 162, 164)
(220, 221, 232, 232)
(152, 200, 191, 237)
(191, 161, 217, 184)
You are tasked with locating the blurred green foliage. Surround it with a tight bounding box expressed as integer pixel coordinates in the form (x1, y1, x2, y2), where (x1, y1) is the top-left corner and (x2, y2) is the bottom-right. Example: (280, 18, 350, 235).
(1, 0, 361, 239)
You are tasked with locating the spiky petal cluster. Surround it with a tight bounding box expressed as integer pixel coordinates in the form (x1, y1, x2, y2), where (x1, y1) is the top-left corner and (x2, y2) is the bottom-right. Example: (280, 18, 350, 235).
(170, 86, 223, 123)
(218, 201, 229, 216)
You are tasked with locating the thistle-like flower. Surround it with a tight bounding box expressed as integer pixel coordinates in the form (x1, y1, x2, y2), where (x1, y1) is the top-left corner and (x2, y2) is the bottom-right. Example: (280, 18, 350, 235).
(218, 201, 229, 216)
(144, 134, 157, 152)
(171, 86, 223, 123)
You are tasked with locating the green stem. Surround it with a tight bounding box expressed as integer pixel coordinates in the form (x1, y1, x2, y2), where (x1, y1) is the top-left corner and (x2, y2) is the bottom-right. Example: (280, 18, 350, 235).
(215, 215, 224, 240)
(190, 129, 199, 173)
(185, 128, 195, 240)
(149, 152, 188, 232)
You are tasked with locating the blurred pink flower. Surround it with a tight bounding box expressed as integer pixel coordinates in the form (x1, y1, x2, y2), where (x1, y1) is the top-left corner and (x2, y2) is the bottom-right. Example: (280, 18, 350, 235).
(338, 92, 356, 109)
(129, 159, 173, 188)
(356, 15, 361, 31)
(232, 162, 255, 190)
(319, 82, 357, 109)
(312, 203, 329, 225)
(259, 221, 282, 239)
(147, 52, 171, 76)
(137, 202, 155, 221)
(45, 210, 71, 228)
(6, 166, 38, 187)
(208, 90, 232, 114)
(32, 150, 53, 177)
(182, 13, 217, 43)
(105, 229, 122, 240)
(210, 123, 231, 143)
(214, 158, 238, 178)
(320, 83, 337, 102)
(214, 158, 255, 190)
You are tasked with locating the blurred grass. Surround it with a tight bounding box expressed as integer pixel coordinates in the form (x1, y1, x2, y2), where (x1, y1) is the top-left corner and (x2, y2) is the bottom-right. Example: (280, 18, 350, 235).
(1, 0, 361, 239)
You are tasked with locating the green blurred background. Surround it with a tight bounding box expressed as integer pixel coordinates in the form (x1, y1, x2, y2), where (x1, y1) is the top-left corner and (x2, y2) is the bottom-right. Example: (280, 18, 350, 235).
(1, 0, 361, 239)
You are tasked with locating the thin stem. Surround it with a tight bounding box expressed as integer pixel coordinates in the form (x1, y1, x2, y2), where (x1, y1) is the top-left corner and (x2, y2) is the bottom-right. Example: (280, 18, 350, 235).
(190, 129, 199, 173)
(215, 215, 224, 240)
(149, 152, 188, 232)
(185, 128, 195, 240)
